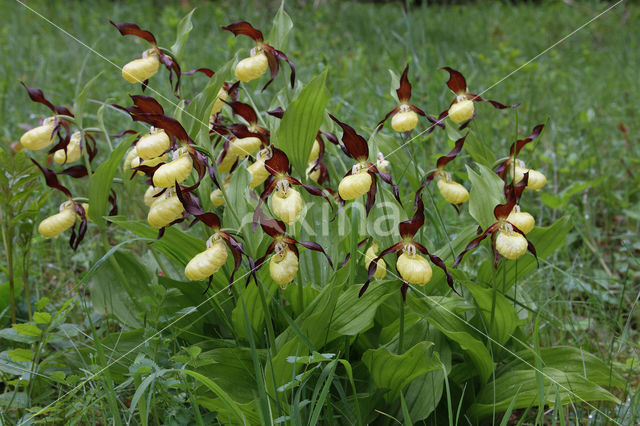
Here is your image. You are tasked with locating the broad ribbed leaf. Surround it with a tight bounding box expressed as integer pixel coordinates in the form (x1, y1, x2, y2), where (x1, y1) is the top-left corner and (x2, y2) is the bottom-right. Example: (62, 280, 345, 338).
(467, 163, 505, 229)
(170, 9, 195, 60)
(464, 281, 519, 345)
(498, 346, 625, 388)
(108, 217, 204, 267)
(362, 341, 440, 398)
(275, 71, 330, 175)
(331, 283, 394, 336)
(409, 296, 493, 383)
(470, 367, 620, 419)
(88, 136, 133, 226)
(268, 1, 293, 50)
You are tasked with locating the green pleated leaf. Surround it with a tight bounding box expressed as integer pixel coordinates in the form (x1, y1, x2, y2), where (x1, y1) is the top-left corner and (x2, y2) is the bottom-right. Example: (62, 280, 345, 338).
(362, 341, 440, 398)
(275, 71, 330, 175)
(33, 312, 52, 324)
(498, 346, 625, 389)
(268, 1, 293, 50)
(330, 282, 395, 336)
(12, 323, 41, 337)
(108, 216, 205, 267)
(88, 136, 134, 226)
(409, 296, 493, 383)
(464, 281, 519, 345)
(466, 163, 505, 229)
(170, 8, 195, 61)
(470, 367, 620, 419)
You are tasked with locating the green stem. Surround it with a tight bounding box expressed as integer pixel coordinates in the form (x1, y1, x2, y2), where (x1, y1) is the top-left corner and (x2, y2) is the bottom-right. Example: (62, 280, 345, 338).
(398, 291, 405, 354)
(257, 280, 277, 354)
(348, 200, 360, 289)
(1, 218, 15, 324)
(22, 247, 32, 321)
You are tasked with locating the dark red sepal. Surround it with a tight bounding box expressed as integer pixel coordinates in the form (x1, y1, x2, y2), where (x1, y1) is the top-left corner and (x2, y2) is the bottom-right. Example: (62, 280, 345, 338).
(110, 20, 157, 45)
(31, 159, 72, 198)
(397, 64, 412, 103)
(452, 224, 498, 267)
(182, 68, 215, 78)
(264, 147, 290, 175)
(329, 114, 369, 161)
(221, 21, 264, 43)
(442, 67, 467, 95)
(399, 196, 425, 239)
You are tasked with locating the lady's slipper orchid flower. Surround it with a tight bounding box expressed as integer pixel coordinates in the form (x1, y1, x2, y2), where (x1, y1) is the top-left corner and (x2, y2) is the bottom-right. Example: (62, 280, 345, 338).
(330, 115, 401, 214)
(453, 178, 538, 268)
(222, 21, 295, 91)
(364, 195, 455, 299)
(253, 148, 332, 227)
(110, 21, 183, 94)
(416, 135, 469, 207)
(31, 159, 89, 250)
(250, 209, 333, 289)
(440, 67, 518, 128)
(377, 64, 438, 134)
(494, 123, 547, 191)
(175, 185, 251, 291)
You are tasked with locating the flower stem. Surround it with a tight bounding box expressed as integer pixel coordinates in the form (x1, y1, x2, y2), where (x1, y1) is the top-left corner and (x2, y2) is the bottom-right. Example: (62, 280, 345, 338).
(399, 290, 406, 354)
(257, 279, 277, 354)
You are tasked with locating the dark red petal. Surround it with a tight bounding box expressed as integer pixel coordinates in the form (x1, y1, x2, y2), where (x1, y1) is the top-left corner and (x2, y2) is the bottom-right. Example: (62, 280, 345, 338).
(365, 171, 377, 216)
(375, 106, 400, 134)
(414, 243, 458, 295)
(267, 107, 285, 119)
(295, 240, 333, 269)
(31, 159, 72, 198)
(248, 241, 277, 287)
(59, 165, 88, 178)
(396, 64, 412, 102)
(374, 166, 401, 205)
(329, 114, 369, 161)
(340, 237, 370, 268)
(21, 83, 58, 115)
(452, 225, 497, 267)
(360, 242, 404, 297)
(221, 21, 264, 43)
(182, 68, 215, 78)
(319, 131, 339, 145)
(436, 134, 467, 169)
(441, 67, 467, 95)
(466, 93, 519, 110)
(510, 123, 545, 157)
(268, 46, 295, 89)
(109, 20, 157, 45)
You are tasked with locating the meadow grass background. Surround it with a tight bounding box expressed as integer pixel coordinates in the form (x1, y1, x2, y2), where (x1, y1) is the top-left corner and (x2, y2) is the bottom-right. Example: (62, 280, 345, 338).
(1, 0, 638, 422)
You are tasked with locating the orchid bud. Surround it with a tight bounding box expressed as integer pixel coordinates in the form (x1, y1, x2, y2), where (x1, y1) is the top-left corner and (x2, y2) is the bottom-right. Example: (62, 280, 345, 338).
(448, 99, 474, 124)
(271, 187, 303, 225)
(123, 148, 139, 172)
(136, 128, 170, 160)
(210, 87, 228, 116)
(306, 162, 321, 183)
(144, 186, 164, 207)
(122, 50, 160, 83)
(185, 238, 228, 281)
(495, 227, 527, 260)
(364, 242, 386, 279)
(269, 247, 299, 288)
(338, 170, 372, 200)
(235, 50, 269, 82)
(376, 152, 390, 174)
(38, 201, 76, 238)
(147, 193, 184, 229)
(210, 189, 226, 207)
(507, 205, 535, 235)
(232, 137, 261, 159)
(396, 251, 432, 286)
(53, 131, 82, 164)
(153, 149, 193, 188)
(391, 108, 418, 132)
(247, 157, 270, 189)
(513, 161, 547, 190)
(20, 117, 56, 151)
(308, 139, 320, 163)
(437, 175, 469, 204)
